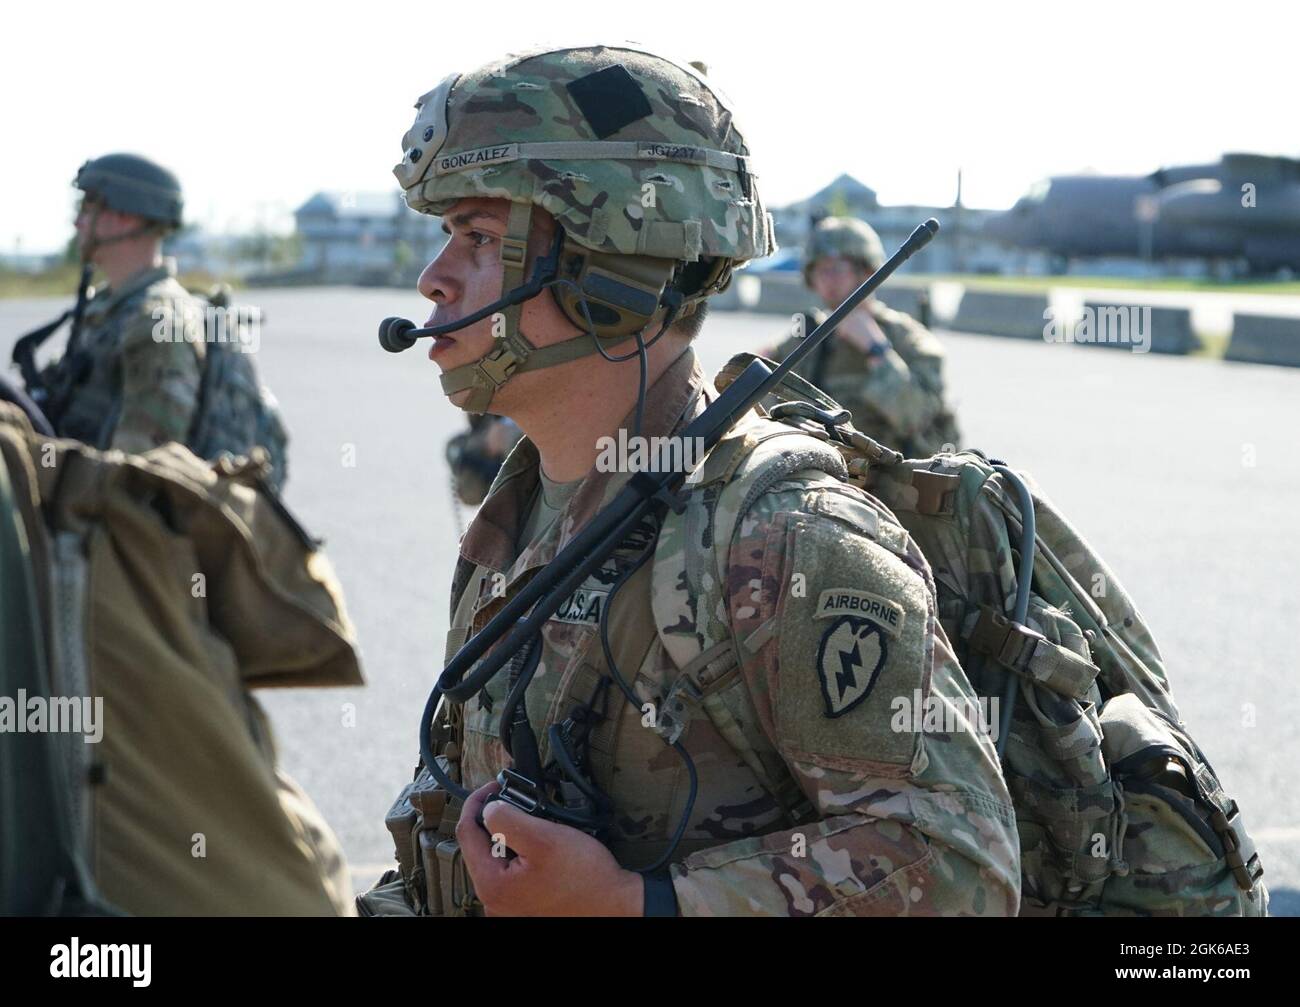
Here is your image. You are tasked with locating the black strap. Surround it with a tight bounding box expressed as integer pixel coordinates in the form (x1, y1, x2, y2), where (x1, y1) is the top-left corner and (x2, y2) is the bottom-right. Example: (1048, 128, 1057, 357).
(0, 373, 54, 436)
(808, 312, 834, 391)
(640, 869, 679, 917)
(186, 326, 224, 449)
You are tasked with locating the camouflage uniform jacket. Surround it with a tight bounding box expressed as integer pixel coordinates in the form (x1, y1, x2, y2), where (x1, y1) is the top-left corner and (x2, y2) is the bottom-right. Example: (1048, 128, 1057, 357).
(770, 297, 960, 458)
(44, 258, 205, 454)
(438, 346, 1019, 916)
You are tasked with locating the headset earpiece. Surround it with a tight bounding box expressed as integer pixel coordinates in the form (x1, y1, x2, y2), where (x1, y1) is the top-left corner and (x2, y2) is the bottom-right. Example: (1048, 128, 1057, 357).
(550, 239, 680, 338)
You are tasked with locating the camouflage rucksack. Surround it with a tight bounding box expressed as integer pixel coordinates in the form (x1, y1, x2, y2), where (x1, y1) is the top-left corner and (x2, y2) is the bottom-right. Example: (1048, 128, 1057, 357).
(187, 286, 290, 493)
(715, 353, 1267, 917)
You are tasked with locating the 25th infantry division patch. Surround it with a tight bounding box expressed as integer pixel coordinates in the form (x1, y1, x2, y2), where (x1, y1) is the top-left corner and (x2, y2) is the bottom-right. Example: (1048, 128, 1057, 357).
(816, 616, 888, 718)
(814, 589, 904, 718)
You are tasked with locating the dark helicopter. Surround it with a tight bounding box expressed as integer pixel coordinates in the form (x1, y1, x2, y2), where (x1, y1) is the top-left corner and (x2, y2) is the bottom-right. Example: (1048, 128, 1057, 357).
(983, 153, 1300, 275)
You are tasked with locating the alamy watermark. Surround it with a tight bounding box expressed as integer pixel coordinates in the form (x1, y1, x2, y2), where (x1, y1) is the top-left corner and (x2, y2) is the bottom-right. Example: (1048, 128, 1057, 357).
(1043, 305, 1151, 353)
(152, 304, 261, 353)
(50, 939, 150, 986)
(595, 430, 705, 474)
(890, 689, 1000, 743)
(0, 690, 103, 743)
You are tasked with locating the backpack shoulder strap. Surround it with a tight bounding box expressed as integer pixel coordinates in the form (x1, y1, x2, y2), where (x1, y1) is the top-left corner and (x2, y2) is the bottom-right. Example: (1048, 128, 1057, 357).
(651, 409, 848, 674)
(646, 409, 848, 821)
(653, 352, 915, 673)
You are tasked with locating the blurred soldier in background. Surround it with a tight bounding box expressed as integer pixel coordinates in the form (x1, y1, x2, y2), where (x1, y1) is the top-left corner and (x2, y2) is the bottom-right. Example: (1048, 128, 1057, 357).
(765, 216, 960, 458)
(11, 154, 289, 490)
(30, 154, 205, 452)
(447, 414, 522, 506)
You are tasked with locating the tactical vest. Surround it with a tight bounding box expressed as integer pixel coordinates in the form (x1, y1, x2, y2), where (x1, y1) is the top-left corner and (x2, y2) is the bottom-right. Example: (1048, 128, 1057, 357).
(0, 404, 359, 915)
(50, 274, 204, 448)
(870, 302, 961, 453)
(44, 277, 289, 493)
(782, 302, 960, 458)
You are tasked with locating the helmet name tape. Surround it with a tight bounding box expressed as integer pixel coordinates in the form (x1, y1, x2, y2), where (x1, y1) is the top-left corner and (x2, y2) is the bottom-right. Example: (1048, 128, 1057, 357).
(437, 143, 519, 174)
(431, 140, 750, 177)
(637, 142, 707, 164)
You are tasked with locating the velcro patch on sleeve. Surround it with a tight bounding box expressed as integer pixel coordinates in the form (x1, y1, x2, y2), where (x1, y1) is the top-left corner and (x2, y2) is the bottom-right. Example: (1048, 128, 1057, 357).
(565, 64, 653, 139)
(769, 512, 931, 772)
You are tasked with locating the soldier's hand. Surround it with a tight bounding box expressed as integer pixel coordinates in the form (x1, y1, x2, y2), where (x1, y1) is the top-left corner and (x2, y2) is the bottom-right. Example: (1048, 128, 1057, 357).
(837, 306, 889, 357)
(456, 781, 644, 916)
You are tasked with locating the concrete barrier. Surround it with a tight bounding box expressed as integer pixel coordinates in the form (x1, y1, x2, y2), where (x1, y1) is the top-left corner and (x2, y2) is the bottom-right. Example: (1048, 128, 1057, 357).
(752, 272, 814, 317)
(723, 273, 933, 328)
(949, 289, 1049, 340)
(1225, 313, 1300, 368)
(1079, 302, 1199, 355)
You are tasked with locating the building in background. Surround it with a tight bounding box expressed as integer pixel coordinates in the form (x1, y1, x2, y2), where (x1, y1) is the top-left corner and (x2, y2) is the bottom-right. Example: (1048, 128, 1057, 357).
(290, 191, 446, 285)
(766, 173, 1012, 276)
(165, 230, 255, 277)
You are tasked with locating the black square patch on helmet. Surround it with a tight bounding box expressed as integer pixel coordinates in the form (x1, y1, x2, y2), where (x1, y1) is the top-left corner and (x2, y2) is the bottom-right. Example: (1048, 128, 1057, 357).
(565, 64, 653, 140)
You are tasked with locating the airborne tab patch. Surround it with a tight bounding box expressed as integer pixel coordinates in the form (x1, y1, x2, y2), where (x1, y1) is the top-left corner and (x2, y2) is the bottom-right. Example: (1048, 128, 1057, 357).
(814, 589, 905, 638)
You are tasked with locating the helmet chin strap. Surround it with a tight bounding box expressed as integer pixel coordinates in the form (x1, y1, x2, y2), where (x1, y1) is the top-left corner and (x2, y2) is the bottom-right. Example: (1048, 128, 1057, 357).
(437, 202, 651, 414)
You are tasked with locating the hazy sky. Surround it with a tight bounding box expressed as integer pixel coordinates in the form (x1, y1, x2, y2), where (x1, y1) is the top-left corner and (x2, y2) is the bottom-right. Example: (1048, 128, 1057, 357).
(2, 0, 1291, 253)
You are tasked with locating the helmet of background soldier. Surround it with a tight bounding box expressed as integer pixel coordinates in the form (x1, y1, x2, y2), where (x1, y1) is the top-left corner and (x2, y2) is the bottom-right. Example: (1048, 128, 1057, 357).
(802, 216, 885, 286)
(74, 153, 184, 231)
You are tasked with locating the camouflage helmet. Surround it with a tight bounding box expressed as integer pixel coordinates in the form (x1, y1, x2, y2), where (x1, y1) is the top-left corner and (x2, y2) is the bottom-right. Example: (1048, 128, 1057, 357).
(393, 43, 776, 414)
(74, 153, 183, 229)
(802, 216, 885, 284)
(394, 44, 774, 266)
